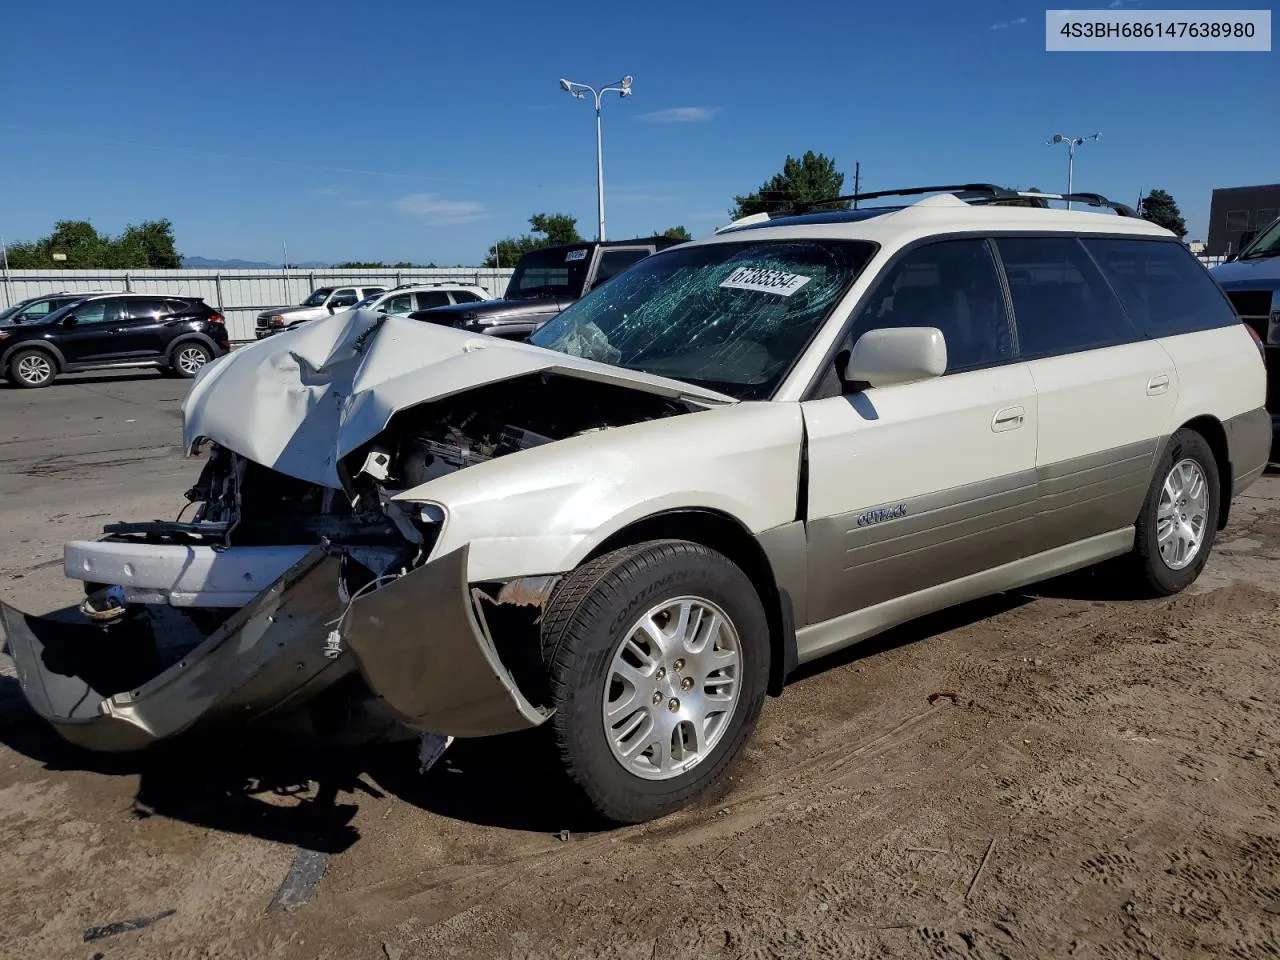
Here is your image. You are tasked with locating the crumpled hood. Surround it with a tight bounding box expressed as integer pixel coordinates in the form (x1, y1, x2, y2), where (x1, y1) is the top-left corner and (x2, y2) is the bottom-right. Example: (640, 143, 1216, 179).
(1212, 257, 1280, 289)
(182, 307, 736, 489)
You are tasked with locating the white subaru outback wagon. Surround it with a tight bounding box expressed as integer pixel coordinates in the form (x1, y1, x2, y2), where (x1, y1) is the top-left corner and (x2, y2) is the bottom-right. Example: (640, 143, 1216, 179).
(3, 184, 1270, 824)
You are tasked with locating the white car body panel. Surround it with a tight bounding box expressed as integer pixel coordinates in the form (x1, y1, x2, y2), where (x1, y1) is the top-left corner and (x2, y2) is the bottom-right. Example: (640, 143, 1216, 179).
(1027, 340, 1179, 469)
(1157, 324, 1268, 429)
(398, 401, 805, 582)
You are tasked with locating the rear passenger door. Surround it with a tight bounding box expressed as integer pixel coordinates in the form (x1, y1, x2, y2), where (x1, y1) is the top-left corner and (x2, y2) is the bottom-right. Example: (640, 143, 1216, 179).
(801, 239, 1039, 641)
(994, 235, 1178, 553)
(115, 298, 172, 359)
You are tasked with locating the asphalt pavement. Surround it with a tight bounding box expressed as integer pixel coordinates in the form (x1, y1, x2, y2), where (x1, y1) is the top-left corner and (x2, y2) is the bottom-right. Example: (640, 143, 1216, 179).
(0, 370, 197, 614)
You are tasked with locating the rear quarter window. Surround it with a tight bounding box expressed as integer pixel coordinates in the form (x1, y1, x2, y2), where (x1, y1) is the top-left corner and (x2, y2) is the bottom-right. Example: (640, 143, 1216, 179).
(1083, 238, 1238, 338)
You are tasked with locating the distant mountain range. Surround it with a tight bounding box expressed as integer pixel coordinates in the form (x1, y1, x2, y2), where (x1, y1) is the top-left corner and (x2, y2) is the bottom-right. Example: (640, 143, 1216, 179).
(182, 256, 332, 269)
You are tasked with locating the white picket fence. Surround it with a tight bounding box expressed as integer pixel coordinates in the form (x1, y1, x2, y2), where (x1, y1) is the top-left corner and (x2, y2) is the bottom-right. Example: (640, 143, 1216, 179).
(0, 267, 517, 342)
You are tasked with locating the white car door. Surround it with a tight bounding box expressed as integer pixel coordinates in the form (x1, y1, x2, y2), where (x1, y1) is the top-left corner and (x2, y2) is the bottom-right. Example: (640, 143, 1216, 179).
(993, 235, 1179, 554)
(800, 239, 1039, 660)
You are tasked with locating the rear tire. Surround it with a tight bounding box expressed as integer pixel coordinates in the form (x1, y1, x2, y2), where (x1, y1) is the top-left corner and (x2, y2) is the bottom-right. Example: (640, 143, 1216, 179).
(1123, 428, 1221, 596)
(7, 348, 57, 388)
(540, 540, 770, 824)
(171, 342, 212, 378)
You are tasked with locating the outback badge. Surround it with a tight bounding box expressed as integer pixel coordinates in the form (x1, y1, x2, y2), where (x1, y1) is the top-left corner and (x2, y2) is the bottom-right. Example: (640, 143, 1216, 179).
(856, 503, 908, 527)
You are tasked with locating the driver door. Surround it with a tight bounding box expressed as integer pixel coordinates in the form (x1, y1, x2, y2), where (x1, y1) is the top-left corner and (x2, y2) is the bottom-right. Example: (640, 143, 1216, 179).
(57, 299, 127, 363)
(799, 239, 1039, 655)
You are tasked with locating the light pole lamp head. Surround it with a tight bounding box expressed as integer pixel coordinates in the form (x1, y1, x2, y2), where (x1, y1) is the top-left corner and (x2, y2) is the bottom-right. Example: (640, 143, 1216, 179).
(620, 75, 633, 96)
(559, 78, 572, 92)
(1049, 133, 1065, 144)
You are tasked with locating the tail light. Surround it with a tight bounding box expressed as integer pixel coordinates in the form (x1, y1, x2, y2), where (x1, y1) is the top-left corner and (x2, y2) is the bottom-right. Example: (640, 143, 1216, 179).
(208, 311, 225, 324)
(1245, 322, 1266, 362)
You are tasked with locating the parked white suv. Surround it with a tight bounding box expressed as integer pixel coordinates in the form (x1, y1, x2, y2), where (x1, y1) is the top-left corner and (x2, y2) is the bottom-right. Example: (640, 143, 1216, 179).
(352, 283, 492, 317)
(4, 185, 1269, 825)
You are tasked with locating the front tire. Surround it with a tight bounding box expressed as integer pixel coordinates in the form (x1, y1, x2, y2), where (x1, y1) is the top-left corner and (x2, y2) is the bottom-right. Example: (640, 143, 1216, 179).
(7, 349, 57, 388)
(541, 540, 770, 824)
(1125, 428, 1221, 596)
(171, 342, 212, 378)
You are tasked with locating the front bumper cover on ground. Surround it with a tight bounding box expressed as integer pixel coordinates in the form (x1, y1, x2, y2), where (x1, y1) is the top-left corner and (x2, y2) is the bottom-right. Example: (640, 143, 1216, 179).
(2, 543, 551, 751)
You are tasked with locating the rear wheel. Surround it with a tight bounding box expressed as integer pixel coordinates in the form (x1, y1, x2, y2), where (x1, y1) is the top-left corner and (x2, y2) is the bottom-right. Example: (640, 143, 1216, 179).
(7, 349, 56, 388)
(541, 540, 770, 824)
(171, 342, 212, 378)
(1123, 428, 1221, 595)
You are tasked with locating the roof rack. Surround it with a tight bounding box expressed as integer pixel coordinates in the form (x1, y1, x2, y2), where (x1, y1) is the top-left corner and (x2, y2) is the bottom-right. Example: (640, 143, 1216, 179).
(791, 184, 1138, 217)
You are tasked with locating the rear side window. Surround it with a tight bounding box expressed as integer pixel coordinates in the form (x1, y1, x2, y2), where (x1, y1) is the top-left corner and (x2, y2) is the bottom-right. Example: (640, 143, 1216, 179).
(361, 287, 386, 297)
(1083, 238, 1238, 338)
(591, 248, 651, 290)
(852, 239, 1014, 373)
(995, 236, 1135, 358)
(125, 299, 168, 320)
(165, 298, 194, 313)
(451, 290, 482, 304)
(415, 291, 451, 309)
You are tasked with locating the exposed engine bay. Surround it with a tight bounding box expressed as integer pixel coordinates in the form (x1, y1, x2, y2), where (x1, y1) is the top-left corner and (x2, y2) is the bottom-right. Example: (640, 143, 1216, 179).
(0, 372, 700, 752)
(344, 373, 695, 494)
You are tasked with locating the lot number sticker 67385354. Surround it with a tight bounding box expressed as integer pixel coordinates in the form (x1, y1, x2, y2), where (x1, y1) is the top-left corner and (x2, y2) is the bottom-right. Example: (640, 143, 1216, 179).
(719, 266, 812, 297)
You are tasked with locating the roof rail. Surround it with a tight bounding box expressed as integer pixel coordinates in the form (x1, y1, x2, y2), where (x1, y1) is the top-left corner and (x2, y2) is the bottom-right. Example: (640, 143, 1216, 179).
(791, 184, 1139, 218)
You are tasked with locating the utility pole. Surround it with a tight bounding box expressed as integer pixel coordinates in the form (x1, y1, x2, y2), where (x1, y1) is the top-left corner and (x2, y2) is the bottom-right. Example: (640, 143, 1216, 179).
(0, 234, 10, 310)
(559, 75, 634, 242)
(853, 162, 861, 209)
(282, 240, 290, 300)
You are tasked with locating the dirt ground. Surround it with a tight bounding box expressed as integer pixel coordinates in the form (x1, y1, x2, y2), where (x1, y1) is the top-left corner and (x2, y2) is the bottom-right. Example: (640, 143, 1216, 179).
(1, 378, 1278, 959)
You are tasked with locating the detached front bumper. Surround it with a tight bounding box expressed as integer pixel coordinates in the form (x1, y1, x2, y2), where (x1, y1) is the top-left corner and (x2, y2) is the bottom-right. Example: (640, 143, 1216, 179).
(3, 543, 552, 751)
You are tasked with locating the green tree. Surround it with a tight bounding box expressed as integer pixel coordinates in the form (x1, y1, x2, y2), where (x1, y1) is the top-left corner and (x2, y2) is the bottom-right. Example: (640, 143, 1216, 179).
(1139, 189, 1187, 238)
(484, 212, 583, 268)
(336, 261, 389, 268)
(659, 226, 692, 241)
(119, 219, 182, 268)
(729, 151, 847, 220)
(2, 218, 181, 268)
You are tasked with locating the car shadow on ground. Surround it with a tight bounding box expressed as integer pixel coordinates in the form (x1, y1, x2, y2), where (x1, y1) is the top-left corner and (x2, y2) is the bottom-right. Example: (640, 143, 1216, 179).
(0, 672, 597, 850)
(0, 567, 1147, 850)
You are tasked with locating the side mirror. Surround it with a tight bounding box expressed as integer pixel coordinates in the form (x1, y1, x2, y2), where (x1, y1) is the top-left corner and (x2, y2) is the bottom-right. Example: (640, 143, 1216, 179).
(327, 303, 336, 314)
(62, 315, 78, 328)
(842, 327, 947, 389)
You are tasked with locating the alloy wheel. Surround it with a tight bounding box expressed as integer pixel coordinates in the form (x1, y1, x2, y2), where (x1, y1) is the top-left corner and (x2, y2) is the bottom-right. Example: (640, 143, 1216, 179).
(602, 596, 741, 780)
(1156, 457, 1209, 571)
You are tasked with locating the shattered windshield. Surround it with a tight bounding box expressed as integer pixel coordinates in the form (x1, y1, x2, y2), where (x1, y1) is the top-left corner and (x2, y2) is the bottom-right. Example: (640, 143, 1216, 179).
(302, 287, 335, 307)
(529, 239, 875, 400)
(506, 246, 592, 300)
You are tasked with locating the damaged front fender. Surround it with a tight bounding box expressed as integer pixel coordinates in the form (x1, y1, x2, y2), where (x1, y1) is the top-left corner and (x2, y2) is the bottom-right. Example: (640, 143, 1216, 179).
(340, 545, 553, 738)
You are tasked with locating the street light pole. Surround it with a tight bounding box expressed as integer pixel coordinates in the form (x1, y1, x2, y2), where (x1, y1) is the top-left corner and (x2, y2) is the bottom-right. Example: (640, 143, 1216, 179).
(1047, 132, 1101, 210)
(560, 75, 634, 242)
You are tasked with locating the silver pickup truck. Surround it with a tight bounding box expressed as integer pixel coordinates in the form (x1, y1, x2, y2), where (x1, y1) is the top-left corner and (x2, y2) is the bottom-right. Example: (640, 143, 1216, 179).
(255, 284, 387, 338)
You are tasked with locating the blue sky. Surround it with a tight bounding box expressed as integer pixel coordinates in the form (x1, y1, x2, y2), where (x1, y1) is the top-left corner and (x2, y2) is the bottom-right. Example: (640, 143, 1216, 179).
(1, 0, 1275, 264)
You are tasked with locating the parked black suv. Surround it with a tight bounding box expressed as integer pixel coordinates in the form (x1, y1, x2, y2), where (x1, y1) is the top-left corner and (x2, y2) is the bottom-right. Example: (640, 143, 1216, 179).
(0, 294, 230, 388)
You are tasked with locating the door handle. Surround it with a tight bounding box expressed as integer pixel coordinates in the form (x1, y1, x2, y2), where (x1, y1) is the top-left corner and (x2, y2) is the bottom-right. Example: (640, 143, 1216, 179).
(1146, 374, 1171, 396)
(992, 405, 1025, 432)
(106, 327, 127, 334)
